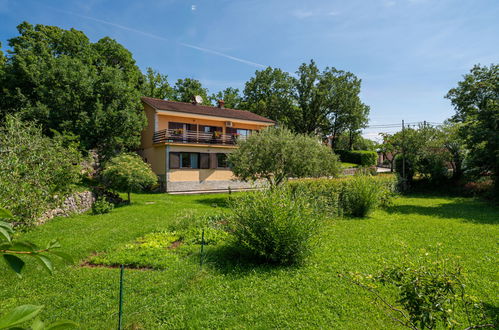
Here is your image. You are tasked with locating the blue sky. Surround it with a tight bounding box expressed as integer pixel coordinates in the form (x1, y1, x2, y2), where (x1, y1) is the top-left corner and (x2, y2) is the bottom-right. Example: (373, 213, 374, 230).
(1, 0, 498, 139)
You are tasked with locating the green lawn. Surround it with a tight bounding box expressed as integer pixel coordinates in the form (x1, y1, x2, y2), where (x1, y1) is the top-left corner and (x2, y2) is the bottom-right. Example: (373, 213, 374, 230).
(340, 161, 358, 168)
(1, 193, 497, 329)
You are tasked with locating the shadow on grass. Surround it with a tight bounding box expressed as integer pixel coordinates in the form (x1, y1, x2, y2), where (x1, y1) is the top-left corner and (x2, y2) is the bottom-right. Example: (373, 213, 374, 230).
(386, 195, 499, 224)
(482, 302, 499, 325)
(203, 244, 295, 277)
(194, 197, 229, 208)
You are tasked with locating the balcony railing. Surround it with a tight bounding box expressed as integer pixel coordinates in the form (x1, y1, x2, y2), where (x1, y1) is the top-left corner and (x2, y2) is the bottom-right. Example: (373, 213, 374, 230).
(153, 128, 247, 145)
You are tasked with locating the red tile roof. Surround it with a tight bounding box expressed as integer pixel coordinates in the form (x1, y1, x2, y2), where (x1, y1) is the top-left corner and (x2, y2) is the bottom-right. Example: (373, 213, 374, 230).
(141, 97, 275, 124)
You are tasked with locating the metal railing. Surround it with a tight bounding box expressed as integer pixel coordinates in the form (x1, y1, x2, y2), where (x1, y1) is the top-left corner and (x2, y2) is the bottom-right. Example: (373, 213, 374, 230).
(153, 128, 247, 145)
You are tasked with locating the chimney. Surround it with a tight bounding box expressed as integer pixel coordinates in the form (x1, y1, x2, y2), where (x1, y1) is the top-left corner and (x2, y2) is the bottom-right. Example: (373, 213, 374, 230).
(217, 99, 225, 109)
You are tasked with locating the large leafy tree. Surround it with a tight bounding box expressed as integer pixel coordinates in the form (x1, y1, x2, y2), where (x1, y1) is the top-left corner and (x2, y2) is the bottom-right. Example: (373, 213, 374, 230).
(446, 64, 499, 191)
(172, 78, 210, 104)
(243, 67, 298, 128)
(141, 67, 173, 100)
(228, 127, 340, 187)
(0, 22, 146, 157)
(210, 87, 243, 109)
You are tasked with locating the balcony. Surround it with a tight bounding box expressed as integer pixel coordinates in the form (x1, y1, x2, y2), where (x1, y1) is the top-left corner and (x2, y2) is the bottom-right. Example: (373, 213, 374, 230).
(153, 128, 247, 145)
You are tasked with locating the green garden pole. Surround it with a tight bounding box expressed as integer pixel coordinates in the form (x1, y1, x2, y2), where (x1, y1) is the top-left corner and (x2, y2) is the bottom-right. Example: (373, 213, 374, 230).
(118, 264, 124, 330)
(200, 229, 205, 269)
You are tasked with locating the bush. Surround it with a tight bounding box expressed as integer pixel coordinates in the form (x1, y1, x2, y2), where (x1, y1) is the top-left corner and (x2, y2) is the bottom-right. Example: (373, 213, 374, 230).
(228, 187, 319, 265)
(101, 153, 157, 203)
(336, 150, 377, 166)
(92, 198, 114, 215)
(287, 175, 397, 218)
(342, 175, 380, 217)
(0, 116, 81, 225)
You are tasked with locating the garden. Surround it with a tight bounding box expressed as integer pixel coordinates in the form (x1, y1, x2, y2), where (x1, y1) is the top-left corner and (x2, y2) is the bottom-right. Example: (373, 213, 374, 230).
(0, 185, 497, 329)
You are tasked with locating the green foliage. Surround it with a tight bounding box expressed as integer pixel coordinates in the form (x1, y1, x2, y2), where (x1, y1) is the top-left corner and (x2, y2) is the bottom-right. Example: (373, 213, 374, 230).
(242, 61, 370, 136)
(335, 132, 377, 151)
(342, 175, 382, 217)
(346, 250, 493, 329)
(286, 175, 397, 218)
(91, 197, 114, 215)
(228, 187, 319, 265)
(101, 153, 157, 203)
(446, 64, 499, 193)
(242, 67, 297, 128)
(209, 87, 243, 109)
(228, 127, 340, 187)
(172, 78, 210, 104)
(141, 67, 173, 100)
(0, 116, 81, 225)
(88, 224, 229, 269)
(0, 22, 146, 156)
(336, 150, 377, 166)
(0, 207, 76, 329)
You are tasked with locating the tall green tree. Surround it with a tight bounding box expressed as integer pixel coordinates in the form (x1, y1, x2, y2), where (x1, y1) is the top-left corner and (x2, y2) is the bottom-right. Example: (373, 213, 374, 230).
(141, 67, 173, 100)
(0, 22, 146, 157)
(172, 78, 209, 104)
(210, 87, 243, 109)
(293, 60, 327, 134)
(320, 68, 367, 149)
(446, 64, 499, 191)
(243, 67, 298, 128)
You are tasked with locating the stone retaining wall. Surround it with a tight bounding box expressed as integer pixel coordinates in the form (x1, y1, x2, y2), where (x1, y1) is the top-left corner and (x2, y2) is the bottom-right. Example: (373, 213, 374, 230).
(37, 191, 95, 225)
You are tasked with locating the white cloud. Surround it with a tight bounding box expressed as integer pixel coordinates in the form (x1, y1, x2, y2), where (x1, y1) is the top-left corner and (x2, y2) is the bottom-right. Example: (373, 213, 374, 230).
(291, 9, 314, 19)
(191, 4, 196, 11)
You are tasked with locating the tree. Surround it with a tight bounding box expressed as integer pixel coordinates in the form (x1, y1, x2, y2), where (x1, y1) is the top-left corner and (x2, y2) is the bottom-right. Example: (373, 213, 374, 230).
(446, 64, 499, 192)
(228, 127, 340, 187)
(437, 121, 467, 181)
(0, 115, 81, 225)
(172, 78, 210, 104)
(378, 132, 403, 172)
(293, 60, 327, 134)
(243, 67, 298, 128)
(320, 68, 368, 150)
(210, 87, 243, 109)
(101, 153, 157, 203)
(0, 22, 146, 157)
(141, 67, 173, 100)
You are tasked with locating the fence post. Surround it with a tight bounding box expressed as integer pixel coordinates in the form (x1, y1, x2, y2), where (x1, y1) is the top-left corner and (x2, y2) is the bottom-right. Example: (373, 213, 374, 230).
(200, 229, 205, 269)
(118, 264, 124, 330)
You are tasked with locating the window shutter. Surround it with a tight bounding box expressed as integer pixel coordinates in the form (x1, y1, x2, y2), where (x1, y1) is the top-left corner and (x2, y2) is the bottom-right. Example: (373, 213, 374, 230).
(169, 152, 180, 169)
(200, 153, 210, 169)
(210, 153, 217, 169)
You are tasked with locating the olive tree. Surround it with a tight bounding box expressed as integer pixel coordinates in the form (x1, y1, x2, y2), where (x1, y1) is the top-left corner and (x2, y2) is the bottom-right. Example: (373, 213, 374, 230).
(228, 127, 340, 187)
(101, 153, 157, 203)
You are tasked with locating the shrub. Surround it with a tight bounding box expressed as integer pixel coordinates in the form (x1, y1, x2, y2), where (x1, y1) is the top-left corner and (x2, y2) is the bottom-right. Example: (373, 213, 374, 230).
(92, 198, 114, 215)
(342, 175, 380, 217)
(287, 175, 397, 218)
(101, 153, 157, 203)
(336, 150, 377, 166)
(228, 187, 319, 265)
(0, 116, 81, 225)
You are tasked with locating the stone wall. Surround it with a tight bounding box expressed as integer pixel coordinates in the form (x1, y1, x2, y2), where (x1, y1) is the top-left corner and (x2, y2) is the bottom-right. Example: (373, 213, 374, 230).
(37, 191, 95, 225)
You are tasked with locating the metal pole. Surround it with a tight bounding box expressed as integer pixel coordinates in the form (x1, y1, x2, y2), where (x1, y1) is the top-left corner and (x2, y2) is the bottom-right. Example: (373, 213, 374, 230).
(118, 264, 124, 330)
(200, 229, 205, 269)
(402, 120, 406, 190)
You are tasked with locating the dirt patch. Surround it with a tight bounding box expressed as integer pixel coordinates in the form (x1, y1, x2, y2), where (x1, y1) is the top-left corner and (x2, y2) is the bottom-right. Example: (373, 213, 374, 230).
(168, 240, 182, 250)
(79, 261, 154, 271)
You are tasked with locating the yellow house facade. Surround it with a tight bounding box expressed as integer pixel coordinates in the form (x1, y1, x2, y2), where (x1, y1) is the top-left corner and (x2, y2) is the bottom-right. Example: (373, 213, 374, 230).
(139, 96, 275, 193)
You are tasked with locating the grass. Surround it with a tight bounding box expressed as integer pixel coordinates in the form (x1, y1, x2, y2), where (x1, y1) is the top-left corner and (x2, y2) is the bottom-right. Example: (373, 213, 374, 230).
(340, 161, 358, 168)
(1, 192, 497, 329)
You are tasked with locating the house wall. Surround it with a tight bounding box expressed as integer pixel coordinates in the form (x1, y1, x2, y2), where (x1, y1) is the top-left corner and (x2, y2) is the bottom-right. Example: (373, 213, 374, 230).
(142, 146, 166, 175)
(141, 103, 157, 149)
(156, 113, 268, 133)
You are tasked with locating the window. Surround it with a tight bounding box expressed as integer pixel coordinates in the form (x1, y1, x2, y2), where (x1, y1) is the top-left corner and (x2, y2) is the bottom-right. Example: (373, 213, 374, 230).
(216, 153, 229, 168)
(179, 152, 199, 168)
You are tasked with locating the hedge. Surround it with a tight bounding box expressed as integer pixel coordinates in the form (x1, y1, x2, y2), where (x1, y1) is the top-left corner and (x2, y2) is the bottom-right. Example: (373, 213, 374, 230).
(286, 174, 397, 217)
(336, 150, 378, 166)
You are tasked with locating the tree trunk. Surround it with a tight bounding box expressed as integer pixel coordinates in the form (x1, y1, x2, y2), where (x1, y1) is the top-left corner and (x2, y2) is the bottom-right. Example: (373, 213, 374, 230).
(127, 191, 131, 204)
(348, 130, 354, 150)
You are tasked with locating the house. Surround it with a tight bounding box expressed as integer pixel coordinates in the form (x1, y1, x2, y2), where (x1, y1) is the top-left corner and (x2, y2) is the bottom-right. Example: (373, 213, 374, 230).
(139, 96, 275, 193)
